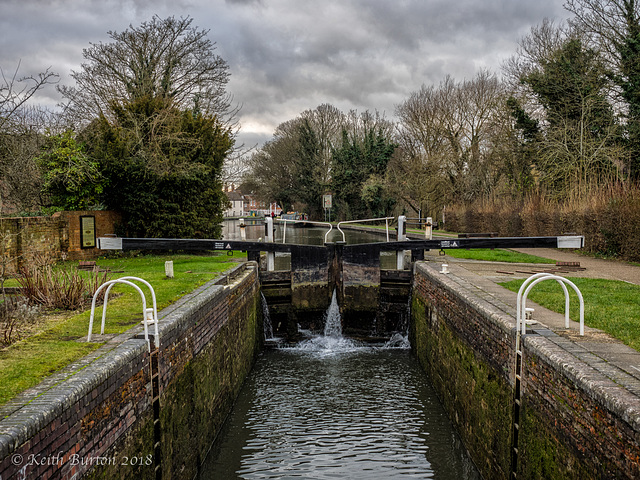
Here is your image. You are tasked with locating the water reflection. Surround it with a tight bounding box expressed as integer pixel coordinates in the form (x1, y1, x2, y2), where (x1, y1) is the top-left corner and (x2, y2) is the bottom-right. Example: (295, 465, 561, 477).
(222, 219, 397, 270)
(200, 289, 479, 479)
(199, 348, 480, 479)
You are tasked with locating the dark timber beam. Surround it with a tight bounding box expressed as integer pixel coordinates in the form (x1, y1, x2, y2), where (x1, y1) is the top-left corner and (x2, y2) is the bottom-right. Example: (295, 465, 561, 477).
(98, 235, 584, 253)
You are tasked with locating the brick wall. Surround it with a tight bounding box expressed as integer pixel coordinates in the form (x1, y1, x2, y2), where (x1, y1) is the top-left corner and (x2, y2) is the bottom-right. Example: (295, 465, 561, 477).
(411, 262, 514, 479)
(55, 211, 122, 261)
(0, 262, 262, 480)
(0, 211, 121, 274)
(411, 262, 640, 479)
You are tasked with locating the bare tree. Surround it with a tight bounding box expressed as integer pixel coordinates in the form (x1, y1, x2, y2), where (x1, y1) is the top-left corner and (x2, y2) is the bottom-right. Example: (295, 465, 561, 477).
(394, 71, 510, 210)
(0, 63, 59, 212)
(59, 15, 233, 128)
(565, 0, 640, 178)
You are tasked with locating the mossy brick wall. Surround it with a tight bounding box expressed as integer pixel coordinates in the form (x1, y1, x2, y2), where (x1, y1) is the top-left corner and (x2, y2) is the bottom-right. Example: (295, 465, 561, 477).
(410, 262, 514, 479)
(411, 262, 640, 479)
(518, 336, 640, 479)
(0, 216, 65, 272)
(0, 211, 121, 274)
(0, 263, 262, 480)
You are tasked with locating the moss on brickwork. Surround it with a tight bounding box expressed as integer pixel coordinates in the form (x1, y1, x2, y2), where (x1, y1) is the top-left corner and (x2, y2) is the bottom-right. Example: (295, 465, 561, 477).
(84, 411, 155, 480)
(518, 404, 595, 479)
(411, 295, 512, 480)
(159, 287, 261, 480)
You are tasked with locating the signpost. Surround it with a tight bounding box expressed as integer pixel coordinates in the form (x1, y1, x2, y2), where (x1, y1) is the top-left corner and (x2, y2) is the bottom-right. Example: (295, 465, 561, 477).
(323, 194, 332, 222)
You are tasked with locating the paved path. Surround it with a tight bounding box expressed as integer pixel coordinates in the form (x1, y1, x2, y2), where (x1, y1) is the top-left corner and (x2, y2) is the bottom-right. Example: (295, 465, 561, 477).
(424, 246, 640, 393)
(426, 247, 640, 285)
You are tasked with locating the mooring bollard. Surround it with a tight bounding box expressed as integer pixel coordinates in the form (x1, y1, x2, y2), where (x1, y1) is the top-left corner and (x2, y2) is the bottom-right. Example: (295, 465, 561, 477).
(239, 218, 246, 240)
(397, 215, 407, 270)
(425, 217, 433, 240)
(265, 216, 275, 271)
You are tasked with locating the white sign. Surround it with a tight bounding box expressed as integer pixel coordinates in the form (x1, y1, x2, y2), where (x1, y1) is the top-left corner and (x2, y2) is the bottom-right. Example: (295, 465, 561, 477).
(323, 194, 332, 209)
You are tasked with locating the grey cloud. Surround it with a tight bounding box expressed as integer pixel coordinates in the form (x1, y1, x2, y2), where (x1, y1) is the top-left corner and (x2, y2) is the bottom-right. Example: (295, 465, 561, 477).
(1, 0, 570, 147)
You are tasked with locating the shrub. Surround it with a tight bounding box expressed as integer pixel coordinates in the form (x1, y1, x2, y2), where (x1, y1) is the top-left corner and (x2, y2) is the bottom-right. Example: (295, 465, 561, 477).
(0, 297, 41, 346)
(17, 265, 110, 310)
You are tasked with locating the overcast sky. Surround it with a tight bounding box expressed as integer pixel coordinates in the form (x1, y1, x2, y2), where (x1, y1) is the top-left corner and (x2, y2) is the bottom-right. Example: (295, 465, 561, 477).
(1, 0, 570, 149)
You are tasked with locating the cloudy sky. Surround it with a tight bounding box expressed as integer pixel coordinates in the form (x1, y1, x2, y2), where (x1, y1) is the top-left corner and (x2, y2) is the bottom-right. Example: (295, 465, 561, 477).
(1, 0, 570, 149)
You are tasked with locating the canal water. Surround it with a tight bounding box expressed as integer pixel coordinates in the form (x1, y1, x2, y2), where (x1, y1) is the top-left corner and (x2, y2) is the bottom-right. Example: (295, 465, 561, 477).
(198, 284, 481, 479)
(222, 219, 397, 270)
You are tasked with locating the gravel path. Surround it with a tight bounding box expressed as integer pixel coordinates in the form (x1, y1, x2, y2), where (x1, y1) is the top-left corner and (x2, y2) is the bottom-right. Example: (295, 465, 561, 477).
(425, 247, 640, 285)
(512, 248, 640, 285)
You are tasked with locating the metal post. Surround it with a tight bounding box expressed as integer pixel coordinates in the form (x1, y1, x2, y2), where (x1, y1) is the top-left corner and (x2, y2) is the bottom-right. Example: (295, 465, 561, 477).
(425, 217, 433, 240)
(239, 218, 246, 241)
(397, 215, 406, 270)
(265, 216, 275, 271)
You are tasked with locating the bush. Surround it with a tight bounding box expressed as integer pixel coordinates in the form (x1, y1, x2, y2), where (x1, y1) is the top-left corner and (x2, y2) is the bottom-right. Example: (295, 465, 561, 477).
(0, 297, 41, 346)
(17, 265, 110, 310)
(444, 184, 640, 261)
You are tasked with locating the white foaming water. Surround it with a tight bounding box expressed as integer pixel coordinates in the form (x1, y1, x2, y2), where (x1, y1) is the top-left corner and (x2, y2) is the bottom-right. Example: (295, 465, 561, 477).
(323, 289, 342, 337)
(283, 289, 411, 355)
(290, 289, 362, 355)
(261, 292, 274, 340)
(383, 332, 410, 349)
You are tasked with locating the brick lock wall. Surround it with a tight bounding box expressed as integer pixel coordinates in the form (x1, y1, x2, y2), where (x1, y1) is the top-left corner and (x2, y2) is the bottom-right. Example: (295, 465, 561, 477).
(0, 263, 262, 480)
(518, 337, 640, 479)
(411, 263, 514, 479)
(411, 262, 640, 480)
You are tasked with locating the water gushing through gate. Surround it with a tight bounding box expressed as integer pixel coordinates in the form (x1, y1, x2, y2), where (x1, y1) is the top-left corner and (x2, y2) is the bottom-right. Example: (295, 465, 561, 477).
(261, 292, 274, 340)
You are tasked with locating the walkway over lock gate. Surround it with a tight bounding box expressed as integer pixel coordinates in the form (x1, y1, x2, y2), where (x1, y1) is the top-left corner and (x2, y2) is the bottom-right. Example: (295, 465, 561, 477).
(98, 234, 584, 339)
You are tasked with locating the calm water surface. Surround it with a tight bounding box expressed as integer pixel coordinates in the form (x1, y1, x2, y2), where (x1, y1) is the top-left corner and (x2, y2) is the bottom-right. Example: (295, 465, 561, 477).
(198, 344, 480, 479)
(222, 219, 397, 269)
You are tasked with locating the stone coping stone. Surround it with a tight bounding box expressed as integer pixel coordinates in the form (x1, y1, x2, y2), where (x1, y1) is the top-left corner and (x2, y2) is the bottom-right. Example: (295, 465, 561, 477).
(415, 260, 640, 434)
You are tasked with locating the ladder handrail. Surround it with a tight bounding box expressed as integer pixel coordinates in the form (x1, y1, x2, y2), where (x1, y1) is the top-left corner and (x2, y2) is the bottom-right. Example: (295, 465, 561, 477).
(88, 277, 159, 351)
(100, 276, 158, 340)
(517, 273, 584, 336)
(336, 217, 395, 243)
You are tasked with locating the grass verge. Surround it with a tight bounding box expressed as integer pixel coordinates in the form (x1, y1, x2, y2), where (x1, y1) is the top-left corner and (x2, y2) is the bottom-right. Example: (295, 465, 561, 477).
(500, 277, 640, 351)
(0, 252, 246, 406)
(442, 248, 556, 263)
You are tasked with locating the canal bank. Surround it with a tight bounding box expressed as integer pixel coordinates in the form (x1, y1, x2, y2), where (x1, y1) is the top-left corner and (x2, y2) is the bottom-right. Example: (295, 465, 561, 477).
(0, 262, 262, 480)
(411, 260, 640, 479)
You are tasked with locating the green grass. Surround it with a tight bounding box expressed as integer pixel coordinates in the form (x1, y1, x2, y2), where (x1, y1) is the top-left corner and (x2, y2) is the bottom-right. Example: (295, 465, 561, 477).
(0, 252, 246, 406)
(442, 248, 556, 263)
(500, 277, 640, 351)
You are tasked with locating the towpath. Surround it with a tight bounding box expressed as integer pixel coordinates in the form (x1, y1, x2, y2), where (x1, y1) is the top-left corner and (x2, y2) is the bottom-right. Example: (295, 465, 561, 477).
(426, 245, 640, 395)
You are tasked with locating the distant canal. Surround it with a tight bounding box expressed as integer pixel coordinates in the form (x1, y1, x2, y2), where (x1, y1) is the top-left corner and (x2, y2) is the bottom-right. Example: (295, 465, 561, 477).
(222, 218, 397, 269)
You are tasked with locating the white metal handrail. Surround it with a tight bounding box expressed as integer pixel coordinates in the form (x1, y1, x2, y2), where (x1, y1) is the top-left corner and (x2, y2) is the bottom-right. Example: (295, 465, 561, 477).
(336, 217, 395, 243)
(100, 276, 158, 337)
(516, 273, 584, 336)
(276, 219, 334, 244)
(87, 277, 159, 351)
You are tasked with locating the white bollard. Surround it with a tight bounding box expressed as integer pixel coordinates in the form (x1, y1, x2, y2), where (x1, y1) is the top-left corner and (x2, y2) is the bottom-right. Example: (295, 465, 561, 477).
(425, 217, 433, 240)
(265, 216, 275, 271)
(397, 215, 407, 270)
(165, 260, 174, 278)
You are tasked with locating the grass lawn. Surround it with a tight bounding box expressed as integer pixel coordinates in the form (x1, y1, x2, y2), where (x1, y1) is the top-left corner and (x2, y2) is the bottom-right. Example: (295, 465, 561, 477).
(442, 248, 556, 264)
(0, 251, 246, 406)
(500, 277, 640, 351)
